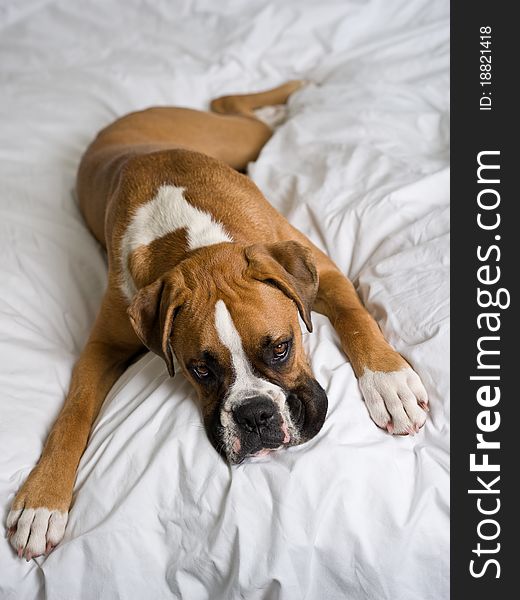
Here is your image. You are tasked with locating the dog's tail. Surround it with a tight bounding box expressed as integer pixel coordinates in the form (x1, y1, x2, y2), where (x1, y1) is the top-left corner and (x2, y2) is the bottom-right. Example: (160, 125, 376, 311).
(210, 80, 306, 129)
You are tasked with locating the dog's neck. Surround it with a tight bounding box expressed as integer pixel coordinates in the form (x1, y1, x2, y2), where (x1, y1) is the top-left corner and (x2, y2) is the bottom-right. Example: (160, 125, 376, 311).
(120, 184, 234, 301)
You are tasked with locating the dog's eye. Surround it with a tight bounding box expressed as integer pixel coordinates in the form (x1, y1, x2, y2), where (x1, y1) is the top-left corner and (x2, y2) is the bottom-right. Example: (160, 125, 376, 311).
(193, 364, 211, 379)
(272, 341, 290, 362)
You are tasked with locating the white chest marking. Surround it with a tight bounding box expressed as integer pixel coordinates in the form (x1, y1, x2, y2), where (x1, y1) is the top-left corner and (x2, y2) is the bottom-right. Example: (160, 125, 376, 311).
(214, 300, 285, 409)
(120, 185, 232, 301)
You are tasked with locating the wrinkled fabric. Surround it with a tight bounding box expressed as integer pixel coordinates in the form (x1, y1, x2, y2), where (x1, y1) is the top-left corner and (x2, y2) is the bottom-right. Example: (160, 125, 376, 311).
(0, 1, 449, 598)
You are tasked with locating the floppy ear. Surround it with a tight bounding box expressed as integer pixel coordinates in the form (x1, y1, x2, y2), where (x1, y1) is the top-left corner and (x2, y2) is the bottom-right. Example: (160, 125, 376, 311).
(245, 241, 318, 332)
(127, 272, 187, 376)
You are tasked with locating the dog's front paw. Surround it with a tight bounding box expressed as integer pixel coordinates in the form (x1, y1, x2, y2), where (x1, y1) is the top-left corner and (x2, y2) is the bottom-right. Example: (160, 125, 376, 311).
(358, 367, 429, 435)
(7, 507, 68, 560)
(7, 470, 70, 560)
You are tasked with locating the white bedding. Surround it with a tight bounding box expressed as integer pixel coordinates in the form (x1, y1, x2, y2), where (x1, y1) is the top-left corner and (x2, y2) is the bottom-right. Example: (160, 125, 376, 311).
(0, 1, 450, 598)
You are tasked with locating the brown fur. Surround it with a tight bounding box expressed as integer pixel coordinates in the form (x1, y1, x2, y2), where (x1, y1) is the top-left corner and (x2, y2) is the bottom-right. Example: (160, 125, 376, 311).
(9, 81, 411, 556)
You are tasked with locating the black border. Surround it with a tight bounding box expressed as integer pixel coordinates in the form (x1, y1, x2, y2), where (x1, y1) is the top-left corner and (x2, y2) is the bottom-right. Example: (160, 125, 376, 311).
(451, 2, 517, 596)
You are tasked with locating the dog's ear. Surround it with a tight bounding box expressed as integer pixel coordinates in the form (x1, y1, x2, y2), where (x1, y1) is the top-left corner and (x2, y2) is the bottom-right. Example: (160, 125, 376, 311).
(127, 271, 188, 376)
(245, 241, 318, 332)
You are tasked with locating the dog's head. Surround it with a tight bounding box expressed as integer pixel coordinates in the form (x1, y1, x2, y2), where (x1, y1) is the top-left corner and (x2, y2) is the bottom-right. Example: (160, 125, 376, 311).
(127, 240, 328, 463)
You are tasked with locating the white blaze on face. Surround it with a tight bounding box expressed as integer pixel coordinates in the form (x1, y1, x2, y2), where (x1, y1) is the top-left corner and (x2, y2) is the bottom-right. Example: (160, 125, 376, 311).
(214, 300, 285, 410)
(213, 300, 299, 460)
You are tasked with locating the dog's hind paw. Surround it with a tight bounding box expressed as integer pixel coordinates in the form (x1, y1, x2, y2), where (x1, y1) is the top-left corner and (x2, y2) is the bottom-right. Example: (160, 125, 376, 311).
(253, 104, 290, 129)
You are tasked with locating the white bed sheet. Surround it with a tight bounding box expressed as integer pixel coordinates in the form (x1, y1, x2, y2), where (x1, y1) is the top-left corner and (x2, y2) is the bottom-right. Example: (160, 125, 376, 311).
(0, 1, 450, 598)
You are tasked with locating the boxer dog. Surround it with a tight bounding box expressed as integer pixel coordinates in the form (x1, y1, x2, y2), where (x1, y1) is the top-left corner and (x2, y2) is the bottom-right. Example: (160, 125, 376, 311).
(7, 81, 429, 560)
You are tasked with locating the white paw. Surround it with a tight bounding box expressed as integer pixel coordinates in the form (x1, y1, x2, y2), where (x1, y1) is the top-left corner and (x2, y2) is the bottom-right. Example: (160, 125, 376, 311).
(358, 367, 429, 435)
(253, 105, 289, 129)
(7, 507, 68, 560)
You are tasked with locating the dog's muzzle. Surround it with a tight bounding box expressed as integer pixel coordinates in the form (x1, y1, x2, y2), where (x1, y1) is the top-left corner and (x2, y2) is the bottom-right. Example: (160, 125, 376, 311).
(232, 396, 290, 457)
(208, 376, 328, 464)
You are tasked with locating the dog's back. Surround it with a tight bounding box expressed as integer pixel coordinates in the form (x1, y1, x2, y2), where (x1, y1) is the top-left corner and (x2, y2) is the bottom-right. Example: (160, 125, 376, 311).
(76, 82, 304, 247)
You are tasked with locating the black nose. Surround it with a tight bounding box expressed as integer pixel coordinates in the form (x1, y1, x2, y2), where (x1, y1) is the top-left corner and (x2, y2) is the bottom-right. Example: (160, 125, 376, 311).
(232, 397, 276, 434)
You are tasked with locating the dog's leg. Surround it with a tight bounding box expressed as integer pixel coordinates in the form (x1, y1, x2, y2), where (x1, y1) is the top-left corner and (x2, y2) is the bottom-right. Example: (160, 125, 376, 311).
(313, 261, 429, 435)
(7, 290, 141, 559)
(210, 80, 305, 127)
